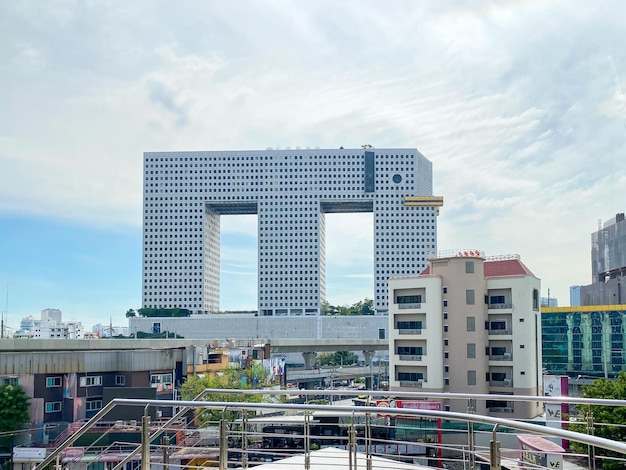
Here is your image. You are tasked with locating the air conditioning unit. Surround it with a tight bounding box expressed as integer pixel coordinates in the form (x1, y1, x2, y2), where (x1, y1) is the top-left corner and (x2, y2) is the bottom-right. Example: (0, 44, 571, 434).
(503, 353, 512, 360)
(504, 378, 512, 385)
(503, 407, 513, 412)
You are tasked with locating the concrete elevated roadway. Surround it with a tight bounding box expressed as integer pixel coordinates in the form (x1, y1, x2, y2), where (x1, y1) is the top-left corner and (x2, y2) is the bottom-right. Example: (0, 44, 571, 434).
(269, 338, 388, 368)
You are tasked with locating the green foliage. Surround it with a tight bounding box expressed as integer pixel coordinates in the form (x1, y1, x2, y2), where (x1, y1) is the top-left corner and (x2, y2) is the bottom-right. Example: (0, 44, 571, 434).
(125, 309, 136, 318)
(133, 331, 183, 339)
(569, 372, 626, 470)
(136, 308, 191, 318)
(180, 364, 271, 425)
(0, 385, 30, 449)
(317, 351, 359, 366)
(321, 298, 374, 316)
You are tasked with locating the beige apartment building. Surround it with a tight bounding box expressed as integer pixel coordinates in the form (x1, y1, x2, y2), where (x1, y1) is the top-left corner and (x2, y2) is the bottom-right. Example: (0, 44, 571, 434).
(388, 250, 543, 419)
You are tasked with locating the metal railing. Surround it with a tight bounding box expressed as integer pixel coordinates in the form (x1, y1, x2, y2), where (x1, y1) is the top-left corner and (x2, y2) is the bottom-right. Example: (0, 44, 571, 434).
(32, 389, 626, 470)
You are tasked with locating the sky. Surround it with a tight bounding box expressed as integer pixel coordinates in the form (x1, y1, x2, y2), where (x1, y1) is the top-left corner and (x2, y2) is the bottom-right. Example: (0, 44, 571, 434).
(1, 1, 625, 331)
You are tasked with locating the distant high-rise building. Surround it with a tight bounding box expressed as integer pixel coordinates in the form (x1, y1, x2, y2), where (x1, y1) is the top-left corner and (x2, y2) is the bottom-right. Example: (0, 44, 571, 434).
(143, 148, 442, 316)
(388, 250, 543, 419)
(579, 213, 626, 305)
(570, 285, 581, 306)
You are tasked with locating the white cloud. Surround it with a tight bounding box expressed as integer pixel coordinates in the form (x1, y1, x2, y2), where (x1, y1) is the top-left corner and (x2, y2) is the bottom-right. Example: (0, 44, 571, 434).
(1, 0, 626, 309)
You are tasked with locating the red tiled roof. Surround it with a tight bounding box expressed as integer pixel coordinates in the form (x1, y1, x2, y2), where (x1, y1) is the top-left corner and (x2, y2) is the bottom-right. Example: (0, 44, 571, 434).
(417, 258, 535, 278)
(484, 259, 535, 278)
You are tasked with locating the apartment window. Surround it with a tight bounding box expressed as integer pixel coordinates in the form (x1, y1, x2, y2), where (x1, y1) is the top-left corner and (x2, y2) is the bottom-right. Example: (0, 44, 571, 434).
(444, 325, 449, 332)
(45, 402, 62, 413)
(532, 289, 539, 310)
(443, 287, 448, 294)
(467, 343, 476, 358)
(467, 316, 475, 332)
(151, 373, 173, 387)
(443, 300, 448, 307)
(490, 295, 505, 304)
(86, 400, 103, 411)
(1, 377, 18, 386)
(465, 261, 474, 273)
(115, 375, 126, 385)
(80, 376, 102, 387)
(443, 312, 448, 320)
(46, 377, 62, 387)
(378, 328, 386, 340)
(466, 289, 475, 305)
(152, 322, 161, 334)
(444, 378, 450, 386)
(467, 370, 477, 386)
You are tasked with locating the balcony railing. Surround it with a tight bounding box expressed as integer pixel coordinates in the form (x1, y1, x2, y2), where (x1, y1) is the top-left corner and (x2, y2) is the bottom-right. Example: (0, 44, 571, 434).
(488, 329, 512, 335)
(490, 379, 513, 387)
(398, 329, 422, 335)
(490, 353, 513, 361)
(32, 389, 626, 470)
(398, 303, 422, 309)
(398, 355, 423, 361)
(398, 380, 423, 387)
(487, 303, 513, 310)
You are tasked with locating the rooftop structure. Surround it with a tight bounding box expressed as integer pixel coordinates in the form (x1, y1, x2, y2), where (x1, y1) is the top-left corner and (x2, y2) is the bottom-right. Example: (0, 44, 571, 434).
(143, 148, 441, 316)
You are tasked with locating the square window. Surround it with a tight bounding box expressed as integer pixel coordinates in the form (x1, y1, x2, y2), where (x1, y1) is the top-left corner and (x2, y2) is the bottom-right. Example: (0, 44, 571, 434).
(465, 261, 474, 273)
(467, 370, 477, 386)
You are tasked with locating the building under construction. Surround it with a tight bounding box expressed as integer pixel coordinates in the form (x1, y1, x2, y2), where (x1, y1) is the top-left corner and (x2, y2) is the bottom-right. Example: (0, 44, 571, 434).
(580, 212, 626, 305)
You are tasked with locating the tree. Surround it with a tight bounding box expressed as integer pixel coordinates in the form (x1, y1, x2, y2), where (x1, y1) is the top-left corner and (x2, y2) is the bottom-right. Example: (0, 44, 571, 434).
(0, 385, 30, 450)
(125, 309, 136, 318)
(320, 298, 374, 316)
(180, 364, 271, 425)
(569, 372, 626, 470)
(317, 351, 359, 367)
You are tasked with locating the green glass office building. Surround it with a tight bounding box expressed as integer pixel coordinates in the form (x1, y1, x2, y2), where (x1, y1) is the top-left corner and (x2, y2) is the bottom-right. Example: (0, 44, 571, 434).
(542, 305, 626, 378)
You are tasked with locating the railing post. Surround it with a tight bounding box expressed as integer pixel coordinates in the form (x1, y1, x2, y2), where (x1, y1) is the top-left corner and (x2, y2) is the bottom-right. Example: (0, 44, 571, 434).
(587, 412, 596, 470)
(348, 419, 357, 470)
(304, 411, 311, 470)
(365, 411, 372, 470)
(219, 409, 228, 470)
(242, 413, 248, 469)
(490, 424, 500, 470)
(468, 400, 476, 470)
(161, 435, 169, 470)
(141, 408, 150, 470)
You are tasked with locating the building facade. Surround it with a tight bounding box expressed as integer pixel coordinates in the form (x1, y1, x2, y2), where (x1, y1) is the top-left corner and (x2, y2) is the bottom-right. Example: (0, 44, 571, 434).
(388, 251, 543, 419)
(542, 305, 626, 379)
(143, 148, 441, 316)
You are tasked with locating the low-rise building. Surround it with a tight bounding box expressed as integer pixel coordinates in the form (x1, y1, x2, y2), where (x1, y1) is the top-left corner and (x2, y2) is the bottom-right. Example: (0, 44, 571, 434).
(388, 250, 543, 419)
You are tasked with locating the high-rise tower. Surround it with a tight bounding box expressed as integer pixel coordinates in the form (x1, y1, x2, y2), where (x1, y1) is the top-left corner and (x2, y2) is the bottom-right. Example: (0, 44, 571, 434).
(143, 148, 441, 315)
